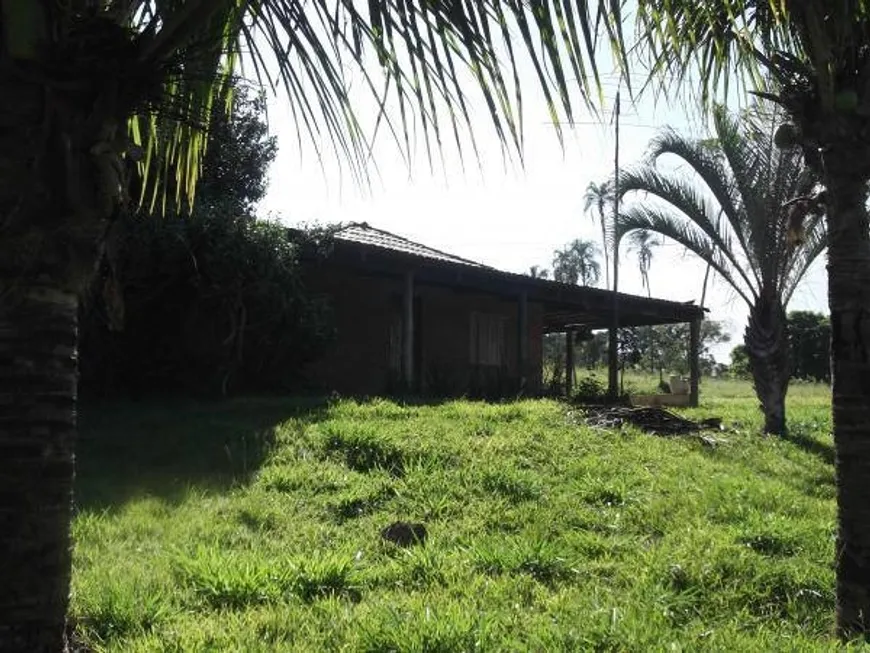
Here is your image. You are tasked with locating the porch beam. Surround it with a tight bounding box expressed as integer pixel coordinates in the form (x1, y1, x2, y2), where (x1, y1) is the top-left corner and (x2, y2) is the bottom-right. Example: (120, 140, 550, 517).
(565, 327, 575, 397)
(403, 271, 414, 390)
(689, 317, 700, 407)
(518, 291, 529, 393)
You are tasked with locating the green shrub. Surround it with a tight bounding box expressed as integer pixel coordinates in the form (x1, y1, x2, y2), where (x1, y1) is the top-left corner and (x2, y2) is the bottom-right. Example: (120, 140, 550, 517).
(78, 83, 335, 397)
(80, 218, 334, 397)
(574, 375, 606, 400)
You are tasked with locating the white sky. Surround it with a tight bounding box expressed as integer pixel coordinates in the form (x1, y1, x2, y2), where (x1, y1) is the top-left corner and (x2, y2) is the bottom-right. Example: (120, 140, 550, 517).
(256, 36, 828, 362)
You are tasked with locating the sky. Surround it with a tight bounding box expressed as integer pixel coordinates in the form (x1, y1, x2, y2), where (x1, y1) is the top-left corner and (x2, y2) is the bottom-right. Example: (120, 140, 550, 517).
(256, 30, 829, 362)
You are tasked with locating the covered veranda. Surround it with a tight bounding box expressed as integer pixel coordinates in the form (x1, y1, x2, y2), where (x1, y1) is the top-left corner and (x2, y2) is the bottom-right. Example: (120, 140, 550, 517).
(532, 282, 707, 406)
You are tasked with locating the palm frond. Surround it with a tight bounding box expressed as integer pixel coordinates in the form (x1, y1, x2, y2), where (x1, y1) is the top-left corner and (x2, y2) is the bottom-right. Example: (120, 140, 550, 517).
(632, 0, 789, 106)
(710, 105, 768, 286)
(765, 148, 809, 294)
(632, 0, 870, 117)
(645, 120, 759, 287)
(115, 0, 624, 211)
(614, 101, 824, 314)
(616, 205, 755, 307)
(782, 214, 828, 305)
(618, 164, 759, 302)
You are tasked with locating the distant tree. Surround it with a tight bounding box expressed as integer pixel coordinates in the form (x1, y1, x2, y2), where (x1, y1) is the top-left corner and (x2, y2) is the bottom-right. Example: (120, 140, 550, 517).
(542, 333, 566, 392)
(626, 229, 659, 297)
(730, 345, 751, 380)
(695, 321, 732, 376)
(552, 239, 602, 287)
(580, 332, 609, 369)
(194, 87, 278, 216)
(583, 180, 614, 289)
(617, 327, 646, 392)
(529, 265, 550, 279)
(616, 104, 826, 434)
(788, 311, 831, 382)
(623, 321, 731, 377)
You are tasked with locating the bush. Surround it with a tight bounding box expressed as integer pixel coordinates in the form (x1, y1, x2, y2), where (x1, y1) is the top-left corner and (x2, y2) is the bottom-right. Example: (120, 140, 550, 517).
(79, 81, 335, 398)
(729, 344, 751, 380)
(79, 218, 334, 397)
(574, 375, 606, 401)
(788, 311, 830, 383)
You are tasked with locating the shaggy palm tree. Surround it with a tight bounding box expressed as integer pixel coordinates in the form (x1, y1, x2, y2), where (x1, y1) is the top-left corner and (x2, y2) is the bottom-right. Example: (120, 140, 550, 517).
(552, 239, 602, 287)
(615, 104, 825, 436)
(582, 180, 614, 289)
(0, 2, 624, 650)
(632, 2, 870, 635)
(626, 229, 658, 296)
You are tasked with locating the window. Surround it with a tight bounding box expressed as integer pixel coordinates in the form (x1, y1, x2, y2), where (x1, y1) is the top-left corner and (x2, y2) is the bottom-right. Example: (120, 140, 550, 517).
(470, 312, 506, 366)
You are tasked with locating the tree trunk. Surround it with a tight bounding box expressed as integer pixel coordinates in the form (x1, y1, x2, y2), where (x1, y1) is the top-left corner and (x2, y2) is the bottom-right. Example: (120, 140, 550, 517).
(744, 291, 790, 435)
(0, 11, 138, 649)
(0, 286, 78, 652)
(824, 175, 870, 640)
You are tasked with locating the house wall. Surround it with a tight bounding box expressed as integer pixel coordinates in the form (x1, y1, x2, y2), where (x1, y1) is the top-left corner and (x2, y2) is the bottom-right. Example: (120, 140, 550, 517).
(305, 266, 543, 396)
(416, 285, 543, 396)
(303, 268, 399, 395)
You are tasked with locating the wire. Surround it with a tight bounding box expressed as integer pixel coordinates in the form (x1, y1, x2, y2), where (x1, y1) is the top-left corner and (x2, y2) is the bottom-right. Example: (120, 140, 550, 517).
(542, 120, 664, 129)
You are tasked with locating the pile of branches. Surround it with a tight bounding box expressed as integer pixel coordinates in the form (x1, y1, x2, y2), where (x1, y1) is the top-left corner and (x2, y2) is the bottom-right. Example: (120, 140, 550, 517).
(575, 406, 723, 437)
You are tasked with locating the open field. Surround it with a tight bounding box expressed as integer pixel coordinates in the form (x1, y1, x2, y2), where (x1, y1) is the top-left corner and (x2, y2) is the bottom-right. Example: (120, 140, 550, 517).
(72, 380, 842, 651)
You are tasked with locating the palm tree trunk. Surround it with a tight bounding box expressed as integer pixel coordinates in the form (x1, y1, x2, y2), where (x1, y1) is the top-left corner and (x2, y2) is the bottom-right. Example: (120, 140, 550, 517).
(825, 175, 870, 639)
(744, 291, 790, 435)
(0, 285, 78, 652)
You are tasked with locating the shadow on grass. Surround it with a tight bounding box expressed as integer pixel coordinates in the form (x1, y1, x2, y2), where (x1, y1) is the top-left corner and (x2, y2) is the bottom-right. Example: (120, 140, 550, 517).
(782, 426, 835, 466)
(75, 396, 330, 512)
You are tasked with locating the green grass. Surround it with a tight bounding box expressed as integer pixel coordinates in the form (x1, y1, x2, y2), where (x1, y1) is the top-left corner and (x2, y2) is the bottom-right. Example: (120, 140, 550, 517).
(71, 381, 847, 651)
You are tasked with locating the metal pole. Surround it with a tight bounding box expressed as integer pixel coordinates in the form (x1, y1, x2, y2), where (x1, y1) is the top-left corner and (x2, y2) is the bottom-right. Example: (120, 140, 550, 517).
(608, 90, 621, 400)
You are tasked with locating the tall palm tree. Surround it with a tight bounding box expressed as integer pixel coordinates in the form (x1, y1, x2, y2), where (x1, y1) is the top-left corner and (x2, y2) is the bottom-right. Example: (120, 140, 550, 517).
(0, 2, 622, 650)
(626, 229, 658, 296)
(631, 3, 870, 635)
(615, 104, 826, 436)
(552, 239, 602, 287)
(582, 180, 614, 289)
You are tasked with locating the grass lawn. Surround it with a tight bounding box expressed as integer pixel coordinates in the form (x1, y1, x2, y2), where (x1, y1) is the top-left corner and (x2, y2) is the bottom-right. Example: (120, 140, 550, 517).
(72, 380, 841, 651)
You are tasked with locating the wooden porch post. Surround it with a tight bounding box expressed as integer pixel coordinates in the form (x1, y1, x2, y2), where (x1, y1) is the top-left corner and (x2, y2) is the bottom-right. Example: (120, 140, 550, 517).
(403, 271, 414, 391)
(518, 291, 528, 393)
(689, 317, 700, 407)
(565, 327, 574, 397)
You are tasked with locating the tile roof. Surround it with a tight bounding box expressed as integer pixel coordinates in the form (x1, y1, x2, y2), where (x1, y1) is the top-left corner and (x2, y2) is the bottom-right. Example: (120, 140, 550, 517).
(319, 222, 705, 328)
(334, 222, 493, 269)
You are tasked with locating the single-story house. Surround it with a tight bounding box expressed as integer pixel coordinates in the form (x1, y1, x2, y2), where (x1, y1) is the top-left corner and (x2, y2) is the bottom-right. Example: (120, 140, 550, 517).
(300, 223, 705, 403)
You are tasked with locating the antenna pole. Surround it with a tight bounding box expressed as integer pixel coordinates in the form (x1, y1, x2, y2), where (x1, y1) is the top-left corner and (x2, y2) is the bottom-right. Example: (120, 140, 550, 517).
(608, 90, 621, 400)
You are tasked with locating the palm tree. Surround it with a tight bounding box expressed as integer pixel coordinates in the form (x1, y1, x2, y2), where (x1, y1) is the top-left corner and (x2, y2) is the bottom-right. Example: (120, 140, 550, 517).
(615, 104, 825, 436)
(552, 239, 602, 287)
(631, 4, 870, 634)
(583, 180, 614, 289)
(626, 229, 658, 296)
(0, 3, 622, 649)
(529, 265, 550, 280)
